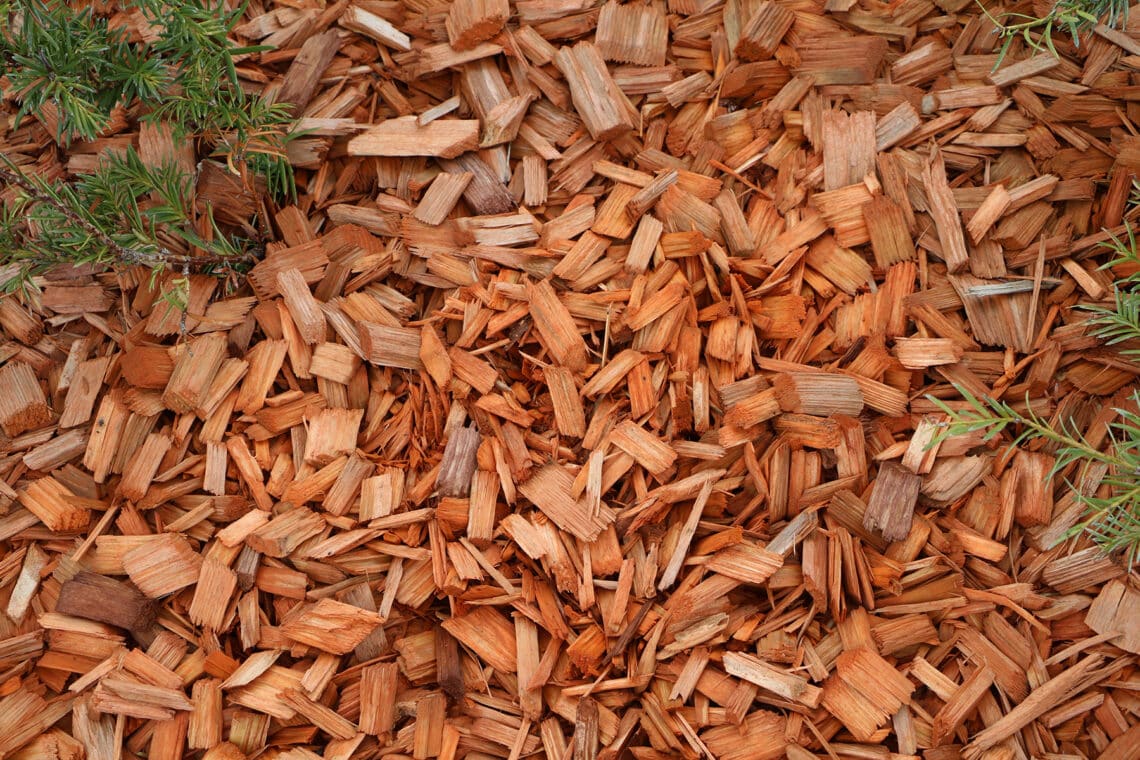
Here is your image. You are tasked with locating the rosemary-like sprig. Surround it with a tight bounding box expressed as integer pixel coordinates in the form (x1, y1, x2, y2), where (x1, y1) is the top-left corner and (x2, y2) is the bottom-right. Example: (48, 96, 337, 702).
(927, 197, 1140, 566)
(0, 0, 297, 294)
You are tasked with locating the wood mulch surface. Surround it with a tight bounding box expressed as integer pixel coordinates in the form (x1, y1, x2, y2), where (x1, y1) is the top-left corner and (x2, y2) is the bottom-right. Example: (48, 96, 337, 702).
(4, 0, 1140, 758)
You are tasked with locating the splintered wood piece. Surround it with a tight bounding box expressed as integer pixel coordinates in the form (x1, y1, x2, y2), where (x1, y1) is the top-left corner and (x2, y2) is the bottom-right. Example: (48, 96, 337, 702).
(608, 421, 677, 477)
(482, 98, 530, 151)
(794, 36, 888, 84)
(412, 693, 446, 758)
(931, 667, 994, 746)
(189, 558, 238, 631)
(555, 231, 608, 281)
(1086, 579, 1140, 654)
(56, 570, 156, 631)
(706, 541, 783, 584)
(119, 432, 171, 502)
(876, 101, 921, 150)
(949, 273, 1035, 353)
(340, 5, 411, 50)
(0, 296, 43, 344)
(987, 53, 1060, 87)
(6, 542, 46, 623)
(445, 347, 495, 393)
(278, 30, 342, 114)
(1101, 724, 1140, 760)
(515, 613, 543, 717)
(518, 463, 615, 541)
(723, 652, 822, 707)
(658, 479, 713, 590)
(892, 337, 963, 368)
(923, 147, 969, 273)
(441, 607, 517, 672)
(23, 428, 88, 473)
(966, 184, 1012, 243)
(235, 340, 284, 414)
(1043, 546, 1123, 594)
(713, 189, 755, 256)
(227, 436, 273, 511)
(360, 469, 404, 522)
(596, 2, 667, 66)
(280, 689, 357, 740)
(734, 1, 794, 61)
(1002, 449, 1054, 528)
(247, 506, 326, 556)
(277, 268, 326, 344)
(59, 356, 112, 428)
(527, 278, 588, 370)
(962, 655, 1103, 758)
(468, 469, 499, 545)
(92, 675, 193, 719)
(626, 213, 663, 273)
(822, 648, 915, 741)
(418, 325, 452, 386)
(773, 373, 864, 416)
(358, 323, 425, 370)
(724, 386, 781, 429)
(438, 153, 515, 214)
(18, 476, 90, 532)
(573, 696, 600, 759)
(413, 172, 472, 225)
(360, 662, 398, 736)
(122, 534, 204, 598)
(701, 711, 786, 760)
(863, 194, 915, 266)
(163, 333, 229, 413)
(822, 109, 876, 191)
(545, 366, 586, 438)
(446, 0, 508, 50)
(863, 462, 922, 542)
(760, 209, 828, 264)
(554, 42, 634, 140)
(0, 361, 51, 436)
(310, 342, 362, 385)
(348, 117, 480, 159)
(523, 154, 547, 207)
(304, 408, 363, 466)
(188, 678, 224, 749)
(627, 170, 677, 219)
(281, 599, 381, 654)
(438, 425, 480, 497)
(0, 691, 75, 757)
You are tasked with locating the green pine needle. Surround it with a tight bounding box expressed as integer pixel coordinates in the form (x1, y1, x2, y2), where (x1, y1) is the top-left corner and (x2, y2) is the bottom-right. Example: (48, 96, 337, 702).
(0, 0, 296, 295)
(979, 0, 1129, 66)
(931, 385, 1140, 568)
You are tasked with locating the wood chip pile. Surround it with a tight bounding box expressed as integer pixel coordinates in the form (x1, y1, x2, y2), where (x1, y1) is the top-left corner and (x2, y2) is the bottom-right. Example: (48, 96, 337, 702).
(4, 0, 1140, 758)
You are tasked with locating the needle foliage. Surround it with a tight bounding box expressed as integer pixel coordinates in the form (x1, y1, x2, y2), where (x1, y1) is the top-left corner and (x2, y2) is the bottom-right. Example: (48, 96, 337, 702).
(931, 230, 1140, 568)
(0, 0, 297, 295)
(934, 0, 1136, 563)
(979, 0, 1129, 63)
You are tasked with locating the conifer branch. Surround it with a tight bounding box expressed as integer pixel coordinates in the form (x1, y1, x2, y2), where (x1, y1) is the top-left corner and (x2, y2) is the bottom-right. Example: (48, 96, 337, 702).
(0, 0, 290, 292)
(0, 162, 253, 273)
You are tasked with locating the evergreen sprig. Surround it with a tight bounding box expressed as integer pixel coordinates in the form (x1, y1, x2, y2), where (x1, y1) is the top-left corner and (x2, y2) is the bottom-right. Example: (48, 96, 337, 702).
(979, 0, 1129, 64)
(0, 154, 255, 292)
(0, 0, 297, 293)
(931, 386, 1140, 567)
(926, 214, 1140, 568)
(1078, 225, 1140, 356)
